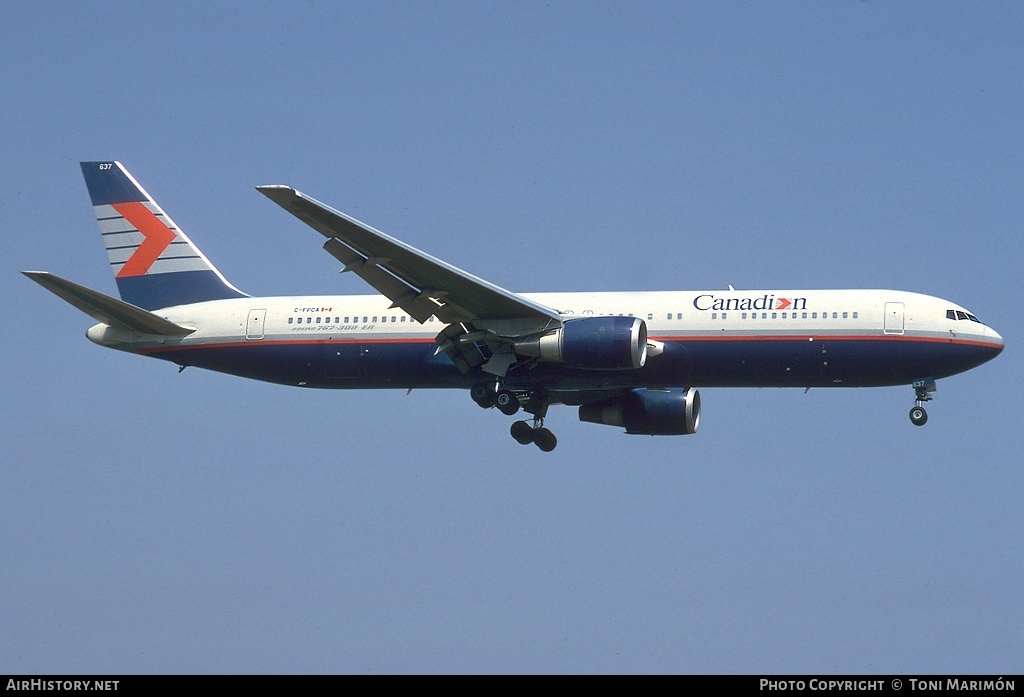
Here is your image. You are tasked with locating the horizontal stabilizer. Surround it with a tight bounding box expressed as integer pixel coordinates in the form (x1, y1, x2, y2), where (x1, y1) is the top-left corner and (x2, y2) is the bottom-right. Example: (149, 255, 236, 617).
(23, 271, 195, 336)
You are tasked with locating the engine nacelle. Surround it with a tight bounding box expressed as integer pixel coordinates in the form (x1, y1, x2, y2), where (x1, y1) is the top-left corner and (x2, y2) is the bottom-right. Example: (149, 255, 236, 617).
(515, 316, 648, 370)
(579, 388, 700, 435)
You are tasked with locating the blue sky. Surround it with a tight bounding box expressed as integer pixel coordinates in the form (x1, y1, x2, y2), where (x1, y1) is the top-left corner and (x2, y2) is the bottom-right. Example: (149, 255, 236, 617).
(2, 1, 1020, 673)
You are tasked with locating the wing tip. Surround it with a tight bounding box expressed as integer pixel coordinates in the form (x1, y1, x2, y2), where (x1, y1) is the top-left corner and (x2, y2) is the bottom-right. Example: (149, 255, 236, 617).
(255, 185, 301, 205)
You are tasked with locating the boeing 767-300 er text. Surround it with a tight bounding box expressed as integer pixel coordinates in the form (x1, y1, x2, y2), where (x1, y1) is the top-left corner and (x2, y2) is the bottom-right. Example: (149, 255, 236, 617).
(25, 162, 1004, 451)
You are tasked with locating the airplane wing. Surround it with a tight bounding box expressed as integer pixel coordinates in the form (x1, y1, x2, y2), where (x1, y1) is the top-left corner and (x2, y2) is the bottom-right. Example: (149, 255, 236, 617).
(256, 186, 562, 328)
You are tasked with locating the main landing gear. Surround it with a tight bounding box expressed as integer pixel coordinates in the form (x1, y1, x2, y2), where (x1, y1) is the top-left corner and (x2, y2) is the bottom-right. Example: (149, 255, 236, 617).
(510, 419, 557, 452)
(472, 381, 557, 451)
(909, 378, 936, 427)
(471, 383, 521, 415)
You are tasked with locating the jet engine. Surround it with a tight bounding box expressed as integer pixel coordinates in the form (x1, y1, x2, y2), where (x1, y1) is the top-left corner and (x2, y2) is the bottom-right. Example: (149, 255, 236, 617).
(579, 387, 701, 435)
(514, 316, 647, 370)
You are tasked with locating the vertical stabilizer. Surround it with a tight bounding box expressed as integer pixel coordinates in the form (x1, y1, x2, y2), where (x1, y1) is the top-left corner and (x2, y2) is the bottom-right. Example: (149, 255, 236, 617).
(80, 161, 247, 309)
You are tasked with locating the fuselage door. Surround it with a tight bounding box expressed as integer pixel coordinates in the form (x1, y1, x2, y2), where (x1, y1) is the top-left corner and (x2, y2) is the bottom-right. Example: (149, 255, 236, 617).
(246, 309, 267, 340)
(884, 302, 904, 335)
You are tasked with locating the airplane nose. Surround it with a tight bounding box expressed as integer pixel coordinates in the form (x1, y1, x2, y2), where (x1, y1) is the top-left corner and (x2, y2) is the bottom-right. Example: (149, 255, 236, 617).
(986, 326, 1005, 354)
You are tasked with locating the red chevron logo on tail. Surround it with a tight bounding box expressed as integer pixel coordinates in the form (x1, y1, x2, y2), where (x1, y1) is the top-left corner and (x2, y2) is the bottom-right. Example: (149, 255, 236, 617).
(112, 202, 176, 277)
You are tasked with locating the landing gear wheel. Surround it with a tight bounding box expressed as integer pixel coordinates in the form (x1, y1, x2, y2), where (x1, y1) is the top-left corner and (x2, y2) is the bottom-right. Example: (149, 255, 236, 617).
(471, 383, 496, 409)
(510, 420, 535, 445)
(495, 390, 520, 416)
(533, 428, 557, 452)
(909, 406, 928, 426)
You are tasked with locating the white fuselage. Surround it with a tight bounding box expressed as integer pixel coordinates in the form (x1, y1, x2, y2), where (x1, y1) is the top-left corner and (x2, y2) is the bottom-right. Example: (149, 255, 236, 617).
(87, 288, 1003, 392)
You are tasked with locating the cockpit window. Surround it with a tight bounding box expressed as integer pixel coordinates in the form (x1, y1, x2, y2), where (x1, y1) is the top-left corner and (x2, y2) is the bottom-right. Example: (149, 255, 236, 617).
(947, 308, 983, 324)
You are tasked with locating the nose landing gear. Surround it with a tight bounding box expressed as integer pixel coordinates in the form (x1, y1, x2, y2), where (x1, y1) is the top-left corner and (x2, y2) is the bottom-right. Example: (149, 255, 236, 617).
(909, 378, 936, 426)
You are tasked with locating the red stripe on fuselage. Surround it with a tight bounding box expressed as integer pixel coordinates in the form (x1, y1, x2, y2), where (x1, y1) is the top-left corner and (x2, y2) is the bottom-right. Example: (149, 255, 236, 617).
(649, 334, 1003, 349)
(135, 333, 1002, 355)
(112, 202, 177, 278)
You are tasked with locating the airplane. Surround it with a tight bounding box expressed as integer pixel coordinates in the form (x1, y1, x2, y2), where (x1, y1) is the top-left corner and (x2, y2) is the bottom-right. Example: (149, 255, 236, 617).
(25, 161, 1004, 452)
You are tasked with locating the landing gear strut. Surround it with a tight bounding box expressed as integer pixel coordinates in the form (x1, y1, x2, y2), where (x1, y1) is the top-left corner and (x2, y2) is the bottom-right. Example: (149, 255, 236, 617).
(909, 378, 936, 426)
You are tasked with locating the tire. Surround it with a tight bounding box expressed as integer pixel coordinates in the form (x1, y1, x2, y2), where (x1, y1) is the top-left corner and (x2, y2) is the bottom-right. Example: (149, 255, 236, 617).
(496, 390, 520, 416)
(534, 428, 557, 452)
(471, 383, 495, 409)
(510, 420, 534, 445)
(909, 406, 928, 426)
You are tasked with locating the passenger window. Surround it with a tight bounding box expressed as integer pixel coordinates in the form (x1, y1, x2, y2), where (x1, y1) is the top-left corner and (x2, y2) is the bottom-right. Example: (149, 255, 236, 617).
(742, 312, 748, 319)
(781, 312, 787, 319)
(852, 312, 858, 319)
(712, 312, 717, 319)
(288, 317, 294, 324)
(771, 312, 777, 319)
(722, 312, 727, 319)
(647, 313, 653, 320)
(676, 313, 682, 319)
(842, 312, 848, 319)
